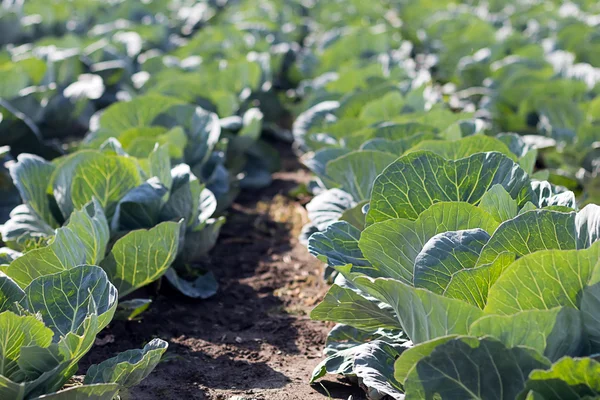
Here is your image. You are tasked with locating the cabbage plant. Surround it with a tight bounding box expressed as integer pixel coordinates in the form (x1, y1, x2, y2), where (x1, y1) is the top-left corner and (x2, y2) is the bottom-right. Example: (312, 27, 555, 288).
(82, 95, 276, 208)
(2, 142, 221, 299)
(0, 265, 167, 399)
(308, 149, 600, 399)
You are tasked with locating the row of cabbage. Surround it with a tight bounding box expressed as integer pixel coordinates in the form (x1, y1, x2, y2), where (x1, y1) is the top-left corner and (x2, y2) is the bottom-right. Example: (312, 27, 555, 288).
(295, 0, 600, 399)
(0, 0, 306, 218)
(0, 0, 307, 398)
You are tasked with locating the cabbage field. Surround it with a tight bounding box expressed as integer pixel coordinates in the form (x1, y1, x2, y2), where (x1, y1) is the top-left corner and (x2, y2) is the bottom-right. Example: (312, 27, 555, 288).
(1, 0, 600, 399)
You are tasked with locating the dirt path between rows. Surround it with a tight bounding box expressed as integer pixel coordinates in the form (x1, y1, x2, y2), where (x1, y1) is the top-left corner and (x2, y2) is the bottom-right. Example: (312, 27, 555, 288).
(81, 144, 366, 400)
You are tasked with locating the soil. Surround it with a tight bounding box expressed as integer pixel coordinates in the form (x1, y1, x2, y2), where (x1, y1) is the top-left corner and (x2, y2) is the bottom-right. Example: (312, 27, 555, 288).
(80, 143, 367, 400)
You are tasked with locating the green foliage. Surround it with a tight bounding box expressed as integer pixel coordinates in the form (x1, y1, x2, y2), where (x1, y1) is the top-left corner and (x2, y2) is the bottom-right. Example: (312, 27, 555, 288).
(0, 265, 165, 399)
(4, 0, 600, 398)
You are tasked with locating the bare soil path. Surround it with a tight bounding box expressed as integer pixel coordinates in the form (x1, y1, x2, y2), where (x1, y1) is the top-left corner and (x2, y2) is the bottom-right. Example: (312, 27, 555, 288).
(81, 144, 366, 400)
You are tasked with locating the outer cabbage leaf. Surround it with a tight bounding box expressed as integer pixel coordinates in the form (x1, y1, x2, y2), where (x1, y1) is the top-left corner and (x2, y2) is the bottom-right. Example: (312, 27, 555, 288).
(100, 221, 181, 297)
(413, 228, 491, 294)
(353, 340, 405, 400)
(4, 228, 86, 287)
(353, 276, 484, 344)
(305, 188, 355, 231)
(84, 338, 167, 388)
(9, 154, 57, 228)
(0, 312, 53, 380)
(404, 337, 551, 400)
(29, 383, 120, 400)
(51, 151, 143, 220)
(404, 135, 517, 161)
(484, 242, 600, 315)
(325, 150, 397, 202)
(308, 222, 370, 270)
(163, 269, 218, 299)
(469, 308, 584, 362)
(89, 95, 184, 139)
(311, 284, 399, 331)
(366, 151, 534, 225)
(478, 184, 519, 222)
(63, 199, 109, 265)
(522, 357, 600, 400)
(22, 265, 118, 339)
(360, 202, 499, 283)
